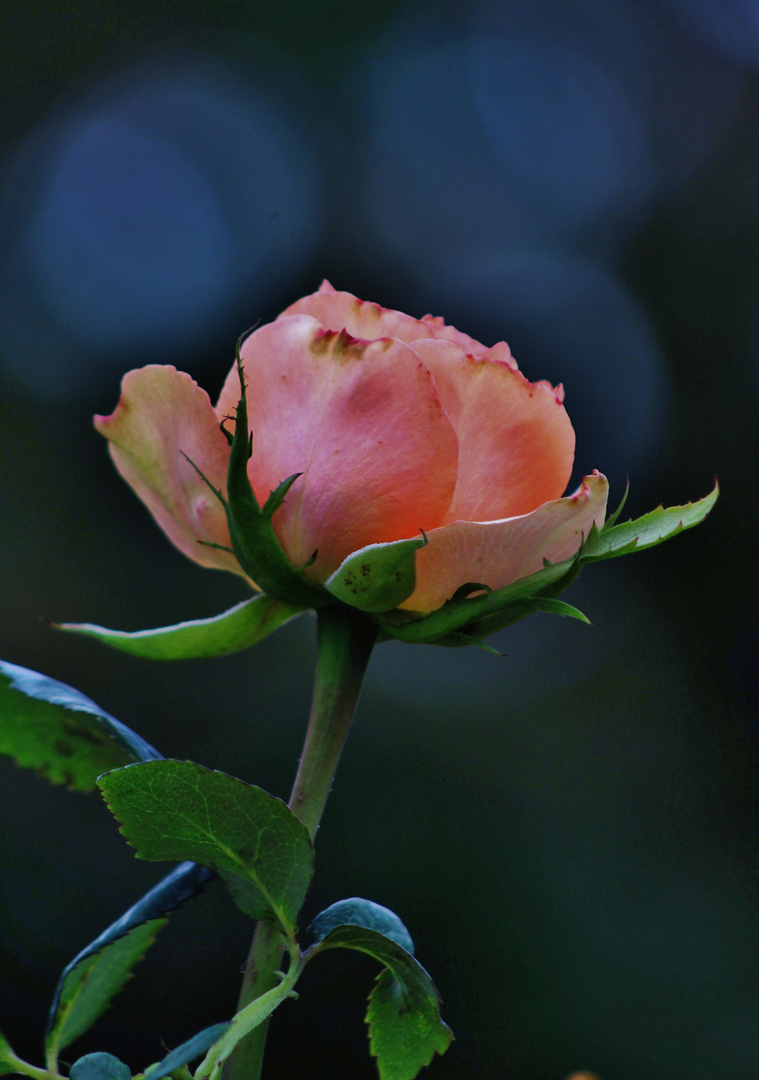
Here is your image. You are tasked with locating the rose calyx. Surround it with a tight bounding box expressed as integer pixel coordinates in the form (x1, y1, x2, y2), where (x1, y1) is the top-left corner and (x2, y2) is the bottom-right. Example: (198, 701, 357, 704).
(211, 348, 330, 610)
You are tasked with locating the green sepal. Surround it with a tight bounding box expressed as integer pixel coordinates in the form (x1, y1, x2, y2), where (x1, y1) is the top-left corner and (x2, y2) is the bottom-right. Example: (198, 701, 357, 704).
(307, 898, 415, 955)
(375, 483, 718, 645)
(69, 1053, 131, 1080)
(454, 633, 504, 655)
(53, 595, 305, 661)
(144, 1023, 231, 1080)
(97, 761, 314, 936)
(304, 922, 452, 1080)
(604, 479, 629, 528)
(325, 536, 427, 612)
(224, 352, 329, 609)
(580, 481, 719, 563)
(262, 473, 302, 517)
(0, 661, 161, 790)
(0, 1032, 20, 1076)
(528, 597, 590, 622)
(450, 581, 493, 602)
(376, 557, 578, 645)
(46, 863, 212, 1062)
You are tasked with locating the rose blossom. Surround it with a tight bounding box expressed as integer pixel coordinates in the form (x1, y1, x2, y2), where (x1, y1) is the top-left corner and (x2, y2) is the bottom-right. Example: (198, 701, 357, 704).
(95, 282, 608, 613)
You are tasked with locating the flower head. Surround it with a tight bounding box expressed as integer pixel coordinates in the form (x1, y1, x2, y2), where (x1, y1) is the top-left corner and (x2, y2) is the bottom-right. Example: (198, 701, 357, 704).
(95, 282, 608, 619)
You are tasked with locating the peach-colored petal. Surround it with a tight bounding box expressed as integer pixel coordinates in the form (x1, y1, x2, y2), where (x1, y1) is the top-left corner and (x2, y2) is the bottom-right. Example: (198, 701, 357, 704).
(95, 366, 244, 577)
(412, 339, 575, 523)
(216, 315, 459, 582)
(401, 472, 609, 612)
(278, 280, 517, 368)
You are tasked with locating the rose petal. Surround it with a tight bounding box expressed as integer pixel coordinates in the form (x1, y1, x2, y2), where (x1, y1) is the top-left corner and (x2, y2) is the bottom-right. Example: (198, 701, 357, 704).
(216, 315, 459, 581)
(412, 339, 575, 522)
(402, 472, 609, 612)
(95, 366, 243, 577)
(279, 281, 517, 367)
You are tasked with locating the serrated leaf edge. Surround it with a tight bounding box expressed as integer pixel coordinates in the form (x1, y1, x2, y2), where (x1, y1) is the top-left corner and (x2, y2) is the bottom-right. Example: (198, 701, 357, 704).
(46, 919, 166, 1063)
(97, 761, 312, 941)
(365, 968, 454, 1080)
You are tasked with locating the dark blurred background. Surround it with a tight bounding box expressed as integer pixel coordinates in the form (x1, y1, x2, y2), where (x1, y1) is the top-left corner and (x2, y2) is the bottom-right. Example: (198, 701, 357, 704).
(1, 0, 757, 1077)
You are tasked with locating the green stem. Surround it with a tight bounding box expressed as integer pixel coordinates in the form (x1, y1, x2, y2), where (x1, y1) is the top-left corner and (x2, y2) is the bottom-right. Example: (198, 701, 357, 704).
(223, 605, 377, 1080)
(288, 607, 378, 842)
(6, 1053, 61, 1080)
(195, 942, 303, 1080)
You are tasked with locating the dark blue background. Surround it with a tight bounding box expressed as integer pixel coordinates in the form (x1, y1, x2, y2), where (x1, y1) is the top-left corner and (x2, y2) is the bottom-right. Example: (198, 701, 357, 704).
(1, 1, 757, 1077)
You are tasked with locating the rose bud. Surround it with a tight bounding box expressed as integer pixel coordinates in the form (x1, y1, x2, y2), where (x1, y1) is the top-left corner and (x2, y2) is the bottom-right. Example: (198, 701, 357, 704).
(95, 282, 608, 629)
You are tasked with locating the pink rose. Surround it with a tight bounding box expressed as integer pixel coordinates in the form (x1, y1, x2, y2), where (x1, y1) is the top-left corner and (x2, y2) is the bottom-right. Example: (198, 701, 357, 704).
(95, 282, 607, 614)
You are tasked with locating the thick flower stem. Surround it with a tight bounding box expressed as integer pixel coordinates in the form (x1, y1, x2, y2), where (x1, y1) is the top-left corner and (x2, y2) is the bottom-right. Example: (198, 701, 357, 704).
(287, 606, 378, 842)
(223, 605, 377, 1080)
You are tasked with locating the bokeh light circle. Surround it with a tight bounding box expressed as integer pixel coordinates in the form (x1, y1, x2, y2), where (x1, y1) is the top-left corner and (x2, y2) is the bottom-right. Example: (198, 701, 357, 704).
(0, 53, 324, 400)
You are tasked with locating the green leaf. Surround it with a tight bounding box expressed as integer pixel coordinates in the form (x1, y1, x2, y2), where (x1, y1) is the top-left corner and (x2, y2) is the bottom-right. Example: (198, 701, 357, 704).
(580, 482, 719, 563)
(305, 925, 452, 1080)
(0, 661, 161, 790)
(53, 595, 304, 661)
(46, 863, 213, 1060)
(69, 1053, 131, 1080)
(97, 761, 314, 934)
(48, 921, 162, 1061)
(144, 1023, 231, 1080)
(0, 1031, 20, 1076)
(325, 537, 427, 613)
(367, 967, 452, 1080)
(307, 898, 415, 955)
